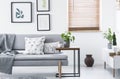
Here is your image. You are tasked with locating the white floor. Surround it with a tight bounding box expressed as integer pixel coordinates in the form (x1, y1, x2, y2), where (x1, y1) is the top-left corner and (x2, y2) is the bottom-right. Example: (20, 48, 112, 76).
(12, 65, 120, 79)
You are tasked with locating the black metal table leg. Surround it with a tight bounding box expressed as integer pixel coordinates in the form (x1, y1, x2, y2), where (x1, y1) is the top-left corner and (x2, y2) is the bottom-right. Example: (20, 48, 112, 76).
(74, 50, 76, 76)
(78, 49, 80, 76)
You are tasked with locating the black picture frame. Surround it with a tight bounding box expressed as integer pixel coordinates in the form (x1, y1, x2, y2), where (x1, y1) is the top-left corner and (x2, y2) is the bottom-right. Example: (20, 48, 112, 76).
(36, 0, 50, 12)
(11, 2, 32, 23)
(37, 14, 50, 31)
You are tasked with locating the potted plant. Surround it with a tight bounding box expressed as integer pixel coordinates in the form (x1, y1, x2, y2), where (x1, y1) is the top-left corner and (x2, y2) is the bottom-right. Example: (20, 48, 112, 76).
(103, 28, 113, 49)
(61, 31, 75, 47)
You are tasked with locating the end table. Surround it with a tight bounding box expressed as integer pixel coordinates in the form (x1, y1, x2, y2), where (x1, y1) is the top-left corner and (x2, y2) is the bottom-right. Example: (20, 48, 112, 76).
(56, 47, 80, 77)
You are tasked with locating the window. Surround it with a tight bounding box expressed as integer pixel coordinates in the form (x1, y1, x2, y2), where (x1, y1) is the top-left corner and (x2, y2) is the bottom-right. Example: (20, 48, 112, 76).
(69, 0, 99, 31)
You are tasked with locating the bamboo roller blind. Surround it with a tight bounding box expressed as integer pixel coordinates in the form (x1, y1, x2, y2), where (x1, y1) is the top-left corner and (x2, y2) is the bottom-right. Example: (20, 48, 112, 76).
(69, 0, 99, 31)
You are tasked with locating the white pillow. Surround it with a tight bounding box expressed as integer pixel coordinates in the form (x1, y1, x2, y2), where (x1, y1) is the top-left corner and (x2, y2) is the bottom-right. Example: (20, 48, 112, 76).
(44, 42, 61, 54)
(25, 36, 45, 55)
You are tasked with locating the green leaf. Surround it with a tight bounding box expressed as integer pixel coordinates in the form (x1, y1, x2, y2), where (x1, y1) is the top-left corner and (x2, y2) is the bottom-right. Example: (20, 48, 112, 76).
(21, 15, 24, 18)
(16, 8, 20, 12)
(103, 28, 113, 43)
(61, 31, 75, 42)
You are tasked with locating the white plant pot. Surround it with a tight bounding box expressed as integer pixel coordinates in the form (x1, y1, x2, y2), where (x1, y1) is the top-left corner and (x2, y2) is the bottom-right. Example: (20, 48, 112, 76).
(108, 43, 112, 49)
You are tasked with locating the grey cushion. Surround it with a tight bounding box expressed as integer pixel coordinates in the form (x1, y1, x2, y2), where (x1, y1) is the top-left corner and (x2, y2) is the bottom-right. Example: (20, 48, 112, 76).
(13, 34, 65, 50)
(15, 54, 68, 61)
(13, 60, 68, 66)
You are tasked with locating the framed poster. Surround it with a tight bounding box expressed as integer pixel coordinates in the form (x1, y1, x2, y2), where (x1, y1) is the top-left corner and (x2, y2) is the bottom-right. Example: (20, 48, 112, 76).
(36, 0, 50, 12)
(11, 2, 32, 23)
(37, 14, 50, 31)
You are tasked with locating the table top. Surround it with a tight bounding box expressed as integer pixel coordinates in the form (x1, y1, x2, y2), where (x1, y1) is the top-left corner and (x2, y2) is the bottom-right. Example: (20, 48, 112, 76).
(109, 52, 120, 57)
(56, 47, 80, 50)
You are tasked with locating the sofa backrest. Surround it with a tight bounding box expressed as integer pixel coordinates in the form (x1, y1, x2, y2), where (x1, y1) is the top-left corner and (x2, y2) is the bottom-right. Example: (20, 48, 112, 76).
(13, 34, 64, 50)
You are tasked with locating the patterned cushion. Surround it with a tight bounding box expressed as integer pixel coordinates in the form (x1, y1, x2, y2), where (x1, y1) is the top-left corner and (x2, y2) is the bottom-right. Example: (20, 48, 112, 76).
(44, 42, 61, 54)
(25, 36, 45, 55)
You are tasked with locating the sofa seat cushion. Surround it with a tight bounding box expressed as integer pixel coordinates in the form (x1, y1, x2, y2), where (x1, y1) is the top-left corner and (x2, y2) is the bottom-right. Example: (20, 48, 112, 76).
(13, 60, 68, 66)
(14, 54, 68, 61)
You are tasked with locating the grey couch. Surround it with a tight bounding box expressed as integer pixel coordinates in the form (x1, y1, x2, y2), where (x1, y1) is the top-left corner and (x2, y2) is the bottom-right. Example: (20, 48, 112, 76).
(12, 34, 68, 77)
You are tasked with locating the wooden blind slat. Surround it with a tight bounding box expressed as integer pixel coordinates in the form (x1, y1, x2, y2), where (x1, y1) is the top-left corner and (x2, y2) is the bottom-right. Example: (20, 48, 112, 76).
(69, 0, 99, 31)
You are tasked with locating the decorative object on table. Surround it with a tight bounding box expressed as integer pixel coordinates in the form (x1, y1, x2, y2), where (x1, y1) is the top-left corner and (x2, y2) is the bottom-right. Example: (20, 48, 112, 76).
(113, 46, 118, 54)
(113, 32, 117, 46)
(61, 31, 75, 48)
(36, 0, 50, 12)
(84, 54, 94, 67)
(103, 28, 113, 49)
(11, 2, 32, 23)
(112, 32, 118, 54)
(37, 14, 50, 31)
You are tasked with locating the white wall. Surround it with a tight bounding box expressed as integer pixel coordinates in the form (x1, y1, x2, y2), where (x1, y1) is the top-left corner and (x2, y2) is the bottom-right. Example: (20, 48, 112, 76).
(100, 0, 116, 31)
(0, 0, 116, 66)
(0, 0, 68, 34)
(116, 11, 120, 47)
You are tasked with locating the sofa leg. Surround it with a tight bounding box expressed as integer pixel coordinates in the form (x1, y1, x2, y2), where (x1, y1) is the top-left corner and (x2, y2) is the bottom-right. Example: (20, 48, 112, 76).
(58, 61, 62, 78)
(104, 62, 106, 69)
(113, 69, 115, 77)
